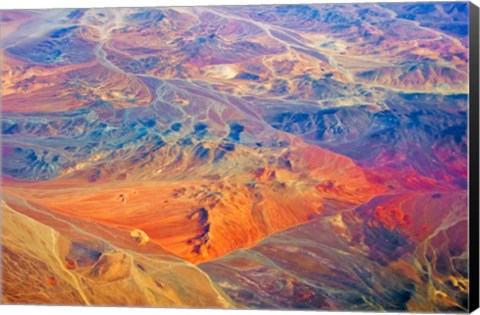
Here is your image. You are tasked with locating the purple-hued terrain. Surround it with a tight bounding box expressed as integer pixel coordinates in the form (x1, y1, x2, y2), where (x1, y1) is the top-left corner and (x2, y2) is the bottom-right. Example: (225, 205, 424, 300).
(0, 2, 471, 311)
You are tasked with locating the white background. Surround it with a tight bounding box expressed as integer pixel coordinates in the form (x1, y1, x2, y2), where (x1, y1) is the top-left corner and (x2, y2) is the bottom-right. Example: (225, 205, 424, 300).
(0, 0, 479, 314)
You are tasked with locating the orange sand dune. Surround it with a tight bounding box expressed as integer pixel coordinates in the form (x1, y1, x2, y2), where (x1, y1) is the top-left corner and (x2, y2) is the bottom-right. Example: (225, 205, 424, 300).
(3, 140, 385, 264)
(2, 194, 235, 307)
